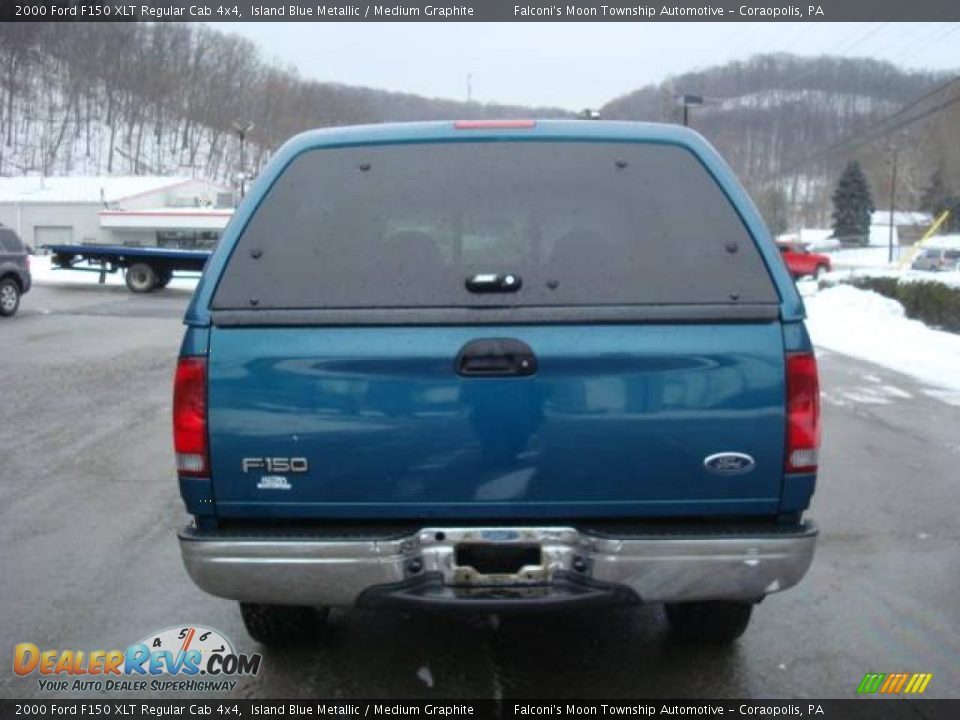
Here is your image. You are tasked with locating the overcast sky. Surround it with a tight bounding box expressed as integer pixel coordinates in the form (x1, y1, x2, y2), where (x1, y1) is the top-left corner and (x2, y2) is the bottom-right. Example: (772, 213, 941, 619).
(209, 22, 959, 110)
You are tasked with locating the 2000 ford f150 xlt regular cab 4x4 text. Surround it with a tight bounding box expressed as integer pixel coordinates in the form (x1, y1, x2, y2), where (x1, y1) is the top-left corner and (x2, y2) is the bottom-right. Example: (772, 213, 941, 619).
(174, 120, 820, 646)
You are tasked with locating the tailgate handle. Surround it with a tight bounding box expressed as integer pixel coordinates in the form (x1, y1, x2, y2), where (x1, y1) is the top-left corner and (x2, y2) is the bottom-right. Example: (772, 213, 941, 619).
(455, 338, 538, 377)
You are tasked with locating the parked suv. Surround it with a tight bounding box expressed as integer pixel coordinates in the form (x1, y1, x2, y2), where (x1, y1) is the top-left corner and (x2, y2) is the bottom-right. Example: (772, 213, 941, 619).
(911, 247, 960, 272)
(0, 225, 31, 317)
(175, 121, 820, 646)
(776, 241, 832, 279)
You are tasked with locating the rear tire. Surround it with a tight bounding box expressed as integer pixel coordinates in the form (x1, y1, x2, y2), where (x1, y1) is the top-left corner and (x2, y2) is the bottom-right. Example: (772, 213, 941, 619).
(239, 603, 329, 646)
(154, 271, 173, 289)
(0, 277, 20, 317)
(664, 601, 753, 644)
(125, 263, 157, 293)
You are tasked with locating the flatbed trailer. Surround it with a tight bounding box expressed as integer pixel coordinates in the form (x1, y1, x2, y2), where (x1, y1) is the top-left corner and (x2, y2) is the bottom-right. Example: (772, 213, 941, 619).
(43, 243, 210, 293)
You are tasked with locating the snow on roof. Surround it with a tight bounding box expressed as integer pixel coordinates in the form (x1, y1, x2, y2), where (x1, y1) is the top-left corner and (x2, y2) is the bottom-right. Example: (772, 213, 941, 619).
(871, 211, 933, 226)
(926, 234, 960, 249)
(0, 176, 207, 204)
(99, 207, 233, 216)
(98, 207, 233, 231)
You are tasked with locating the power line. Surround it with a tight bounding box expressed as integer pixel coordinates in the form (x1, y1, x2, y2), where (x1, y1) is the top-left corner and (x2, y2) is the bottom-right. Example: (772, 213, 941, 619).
(771, 76, 960, 179)
(778, 91, 960, 178)
(888, 21, 960, 68)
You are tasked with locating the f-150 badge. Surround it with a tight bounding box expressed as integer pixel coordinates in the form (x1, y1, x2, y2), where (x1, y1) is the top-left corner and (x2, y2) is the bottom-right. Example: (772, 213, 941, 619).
(242, 457, 308, 473)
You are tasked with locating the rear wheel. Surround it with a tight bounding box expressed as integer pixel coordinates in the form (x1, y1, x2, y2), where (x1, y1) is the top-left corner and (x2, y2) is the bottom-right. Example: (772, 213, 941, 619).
(664, 600, 753, 644)
(239, 602, 329, 646)
(154, 270, 173, 289)
(0, 277, 21, 316)
(125, 263, 157, 293)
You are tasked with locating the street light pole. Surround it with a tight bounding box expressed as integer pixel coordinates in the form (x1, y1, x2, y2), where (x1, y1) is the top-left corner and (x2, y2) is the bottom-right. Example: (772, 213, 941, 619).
(887, 144, 899, 264)
(232, 121, 255, 201)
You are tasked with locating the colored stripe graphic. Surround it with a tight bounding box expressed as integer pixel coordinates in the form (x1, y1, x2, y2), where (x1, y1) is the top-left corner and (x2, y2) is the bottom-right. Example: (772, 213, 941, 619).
(858, 672, 932, 694)
(881, 673, 909, 693)
(857, 673, 885, 693)
(904, 673, 933, 694)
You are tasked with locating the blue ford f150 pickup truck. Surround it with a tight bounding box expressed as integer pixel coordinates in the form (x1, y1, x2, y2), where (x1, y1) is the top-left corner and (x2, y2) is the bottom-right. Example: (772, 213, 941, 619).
(175, 120, 820, 646)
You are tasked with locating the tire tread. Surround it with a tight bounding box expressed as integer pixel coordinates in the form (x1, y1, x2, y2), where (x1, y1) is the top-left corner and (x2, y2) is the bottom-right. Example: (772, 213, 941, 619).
(239, 603, 328, 646)
(665, 600, 753, 644)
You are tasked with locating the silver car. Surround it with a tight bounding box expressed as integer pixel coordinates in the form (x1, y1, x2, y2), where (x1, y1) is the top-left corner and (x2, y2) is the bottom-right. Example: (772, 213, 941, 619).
(911, 247, 960, 272)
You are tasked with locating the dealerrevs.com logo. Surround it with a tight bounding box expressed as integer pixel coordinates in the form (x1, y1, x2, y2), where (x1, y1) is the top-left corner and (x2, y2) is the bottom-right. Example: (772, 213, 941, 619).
(13, 625, 261, 693)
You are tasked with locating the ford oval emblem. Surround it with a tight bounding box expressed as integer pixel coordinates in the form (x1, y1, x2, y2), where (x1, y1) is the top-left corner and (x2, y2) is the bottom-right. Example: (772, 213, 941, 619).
(704, 452, 756, 475)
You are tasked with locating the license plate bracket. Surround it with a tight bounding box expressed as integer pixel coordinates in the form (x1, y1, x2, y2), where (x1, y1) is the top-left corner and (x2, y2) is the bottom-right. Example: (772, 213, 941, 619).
(454, 542, 543, 581)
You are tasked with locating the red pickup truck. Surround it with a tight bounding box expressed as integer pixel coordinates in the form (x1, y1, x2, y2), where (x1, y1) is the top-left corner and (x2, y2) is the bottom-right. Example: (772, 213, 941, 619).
(776, 242, 832, 279)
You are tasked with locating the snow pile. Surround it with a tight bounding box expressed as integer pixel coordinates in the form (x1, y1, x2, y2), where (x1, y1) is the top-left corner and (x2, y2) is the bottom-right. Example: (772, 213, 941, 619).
(805, 285, 960, 392)
(29, 255, 200, 291)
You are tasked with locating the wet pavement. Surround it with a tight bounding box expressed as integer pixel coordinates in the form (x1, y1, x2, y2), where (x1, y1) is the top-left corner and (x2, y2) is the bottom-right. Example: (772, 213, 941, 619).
(1, 283, 957, 699)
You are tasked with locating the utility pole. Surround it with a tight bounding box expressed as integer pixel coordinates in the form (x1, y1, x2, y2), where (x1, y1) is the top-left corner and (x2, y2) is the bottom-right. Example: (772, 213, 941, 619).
(467, 73, 473, 104)
(232, 121, 255, 201)
(887, 143, 899, 264)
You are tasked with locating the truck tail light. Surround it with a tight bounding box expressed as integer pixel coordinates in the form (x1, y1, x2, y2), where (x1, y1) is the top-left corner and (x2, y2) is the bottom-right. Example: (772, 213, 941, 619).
(785, 352, 820, 473)
(174, 356, 208, 476)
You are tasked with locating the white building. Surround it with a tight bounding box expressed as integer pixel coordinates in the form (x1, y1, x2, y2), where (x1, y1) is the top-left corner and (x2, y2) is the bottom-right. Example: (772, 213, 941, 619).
(869, 210, 933, 247)
(0, 176, 233, 250)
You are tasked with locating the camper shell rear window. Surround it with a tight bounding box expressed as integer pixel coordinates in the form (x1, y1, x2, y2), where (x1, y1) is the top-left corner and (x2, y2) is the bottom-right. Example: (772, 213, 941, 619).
(212, 141, 778, 318)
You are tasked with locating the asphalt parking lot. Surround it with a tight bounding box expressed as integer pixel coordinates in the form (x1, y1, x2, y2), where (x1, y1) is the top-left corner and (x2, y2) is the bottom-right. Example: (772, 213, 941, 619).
(1, 282, 958, 699)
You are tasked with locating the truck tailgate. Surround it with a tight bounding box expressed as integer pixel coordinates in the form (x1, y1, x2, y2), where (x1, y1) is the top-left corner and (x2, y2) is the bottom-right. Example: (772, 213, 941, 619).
(207, 323, 785, 519)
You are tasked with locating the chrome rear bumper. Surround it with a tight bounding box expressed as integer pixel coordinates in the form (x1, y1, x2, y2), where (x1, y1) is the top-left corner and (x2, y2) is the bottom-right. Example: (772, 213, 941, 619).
(179, 523, 817, 609)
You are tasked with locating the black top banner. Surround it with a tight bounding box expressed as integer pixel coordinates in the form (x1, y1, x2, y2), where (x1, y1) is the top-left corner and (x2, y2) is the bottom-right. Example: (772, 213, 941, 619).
(0, 700, 957, 720)
(2, 0, 960, 22)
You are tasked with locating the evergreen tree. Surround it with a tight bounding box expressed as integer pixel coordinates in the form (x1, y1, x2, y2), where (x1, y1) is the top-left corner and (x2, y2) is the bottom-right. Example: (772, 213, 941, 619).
(831, 160, 874, 241)
(919, 166, 947, 215)
(932, 195, 960, 233)
(919, 165, 960, 232)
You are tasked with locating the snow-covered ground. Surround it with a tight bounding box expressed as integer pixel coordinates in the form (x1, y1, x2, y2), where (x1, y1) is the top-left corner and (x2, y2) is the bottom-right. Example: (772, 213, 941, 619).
(783, 224, 913, 250)
(826, 246, 900, 268)
(816, 238, 960, 288)
(804, 284, 960, 397)
(29, 255, 200, 291)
